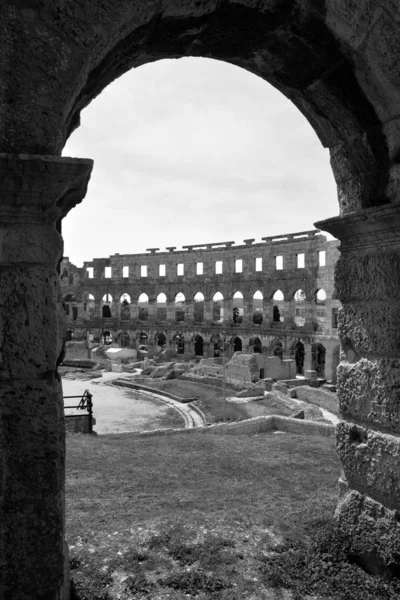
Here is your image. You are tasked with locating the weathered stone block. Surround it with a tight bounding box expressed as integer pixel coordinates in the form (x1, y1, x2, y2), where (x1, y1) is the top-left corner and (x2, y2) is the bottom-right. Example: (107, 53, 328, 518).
(337, 358, 400, 432)
(335, 251, 400, 302)
(296, 385, 338, 415)
(336, 421, 400, 510)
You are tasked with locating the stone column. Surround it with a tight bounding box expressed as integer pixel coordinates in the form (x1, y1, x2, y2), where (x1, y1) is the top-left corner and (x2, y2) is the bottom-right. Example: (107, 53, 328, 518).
(317, 205, 400, 574)
(0, 154, 93, 599)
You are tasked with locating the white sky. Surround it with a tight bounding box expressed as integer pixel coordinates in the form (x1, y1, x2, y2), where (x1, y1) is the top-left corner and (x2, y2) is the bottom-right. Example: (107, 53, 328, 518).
(62, 57, 338, 267)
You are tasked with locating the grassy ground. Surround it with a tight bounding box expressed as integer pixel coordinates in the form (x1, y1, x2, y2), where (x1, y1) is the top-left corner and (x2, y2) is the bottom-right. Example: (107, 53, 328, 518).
(66, 430, 340, 599)
(134, 379, 292, 424)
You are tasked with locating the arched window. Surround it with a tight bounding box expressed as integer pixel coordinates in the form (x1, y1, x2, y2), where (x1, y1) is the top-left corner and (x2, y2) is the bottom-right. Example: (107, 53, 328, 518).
(102, 330, 112, 345)
(211, 333, 223, 357)
(156, 293, 167, 321)
(315, 289, 327, 328)
(250, 336, 262, 354)
(272, 290, 284, 322)
(253, 290, 263, 324)
(138, 293, 149, 321)
(102, 293, 112, 319)
(120, 293, 131, 321)
(212, 292, 224, 322)
(155, 332, 167, 352)
(119, 331, 130, 348)
(312, 343, 326, 377)
(294, 341, 305, 374)
(175, 292, 186, 322)
(294, 289, 306, 327)
(233, 336, 242, 352)
(174, 333, 185, 354)
(232, 291, 243, 323)
(194, 334, 204, 356)
(138, 331, 148, 351)
(193, 292, 205, 323)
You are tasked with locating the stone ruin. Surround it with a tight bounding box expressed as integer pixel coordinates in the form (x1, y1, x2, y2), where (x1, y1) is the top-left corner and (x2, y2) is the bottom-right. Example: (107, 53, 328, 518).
(2, 2, 400, 597)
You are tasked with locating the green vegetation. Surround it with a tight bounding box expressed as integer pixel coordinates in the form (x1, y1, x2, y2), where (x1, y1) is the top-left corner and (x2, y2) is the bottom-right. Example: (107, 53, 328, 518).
(67, 430, 340, 599)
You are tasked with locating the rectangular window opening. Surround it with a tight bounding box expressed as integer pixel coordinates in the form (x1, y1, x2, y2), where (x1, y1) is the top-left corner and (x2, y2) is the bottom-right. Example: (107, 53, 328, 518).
(297, 253, 305, 269)
(235, 259, 243, 273)
(319, 250, 326, 267)
(275, 256, 283, 270)
(196, 262, 204, 275)
(86, 267, 94, 279)
(215, 260, 223, 274)
(177, 263, 184, 276)
(122, 266, 129, 278)
(104, 266, 112, 278)
(255, 257, 262, 272)
(159, 264, 166, 277)
(140, 265, 147, 278)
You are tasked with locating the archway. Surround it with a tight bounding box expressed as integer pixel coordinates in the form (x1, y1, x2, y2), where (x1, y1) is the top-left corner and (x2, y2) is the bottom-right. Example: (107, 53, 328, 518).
(250, 337, 262, 354)
(102, 330, 112, 345)
(232, 291, 244, 323)
(194, 334, 204, 356)
(155, 332, 167, 352)
(83, 293, 95, 320)
(175, 293, 186, 322)
(211, 333, 223, 358)
(193, 292, 205, 323)
(312, 343, 326, 377)
(294, 341, 305, 375)
(5, 3, 400, 593)
(294, 289, 306, 327)
(270, 338, 283, 359)
(138, 332, 148, 350)
(120, 293, 131, 321)
(101, 294, 112, 319)
(138, 293, 149, 322)
(315, 289, 327, 330)
(156, 293, 167, 321)
(253, 290, 263, 324)
(119, 331, 130, 348)
(272, 290, 284, 322)
(233, 336, 242, 353)
(174, 333, 185, 355)
(212, 292, 224, 323)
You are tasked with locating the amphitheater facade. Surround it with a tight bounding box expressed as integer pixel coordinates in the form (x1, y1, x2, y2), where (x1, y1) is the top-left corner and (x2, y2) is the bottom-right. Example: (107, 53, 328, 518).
(61, 229, 341, 381)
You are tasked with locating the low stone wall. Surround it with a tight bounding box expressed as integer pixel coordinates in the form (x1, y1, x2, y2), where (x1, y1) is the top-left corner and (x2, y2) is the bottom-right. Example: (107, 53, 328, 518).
(134, 415, 336, 438)
(111, 379, 197, 403)
(61, 358, 97, 369)
(64, 341, 90, 361)
(181, 372, 248, 392)
(294, 385, 338, 415)
(65, 414, 96, 434)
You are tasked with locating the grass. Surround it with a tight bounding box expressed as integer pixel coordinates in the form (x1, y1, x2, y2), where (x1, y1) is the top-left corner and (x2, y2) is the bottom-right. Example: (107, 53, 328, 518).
(66, 430, 340, 599)
(133, 378, 292, 423)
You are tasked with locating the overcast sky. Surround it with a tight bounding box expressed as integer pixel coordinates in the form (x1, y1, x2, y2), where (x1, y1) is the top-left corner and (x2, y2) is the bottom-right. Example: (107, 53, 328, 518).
(62, 57, 338, 267)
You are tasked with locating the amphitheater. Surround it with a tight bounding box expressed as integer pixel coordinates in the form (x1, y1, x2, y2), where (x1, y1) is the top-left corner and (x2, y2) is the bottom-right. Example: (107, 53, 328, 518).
(61, 229, 341, 381)
(2, 2, 400, 598)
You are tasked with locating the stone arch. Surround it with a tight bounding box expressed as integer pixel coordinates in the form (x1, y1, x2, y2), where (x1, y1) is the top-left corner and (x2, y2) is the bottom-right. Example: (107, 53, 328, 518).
(102, 330, 112, 345)
(118, 331, 130, 348)
(252, 290, 263, 324)
(101, 293, 113, 319)
(272, 290, 284, 322)
(138, 331, 148, 349)
(250, 336, 262, 354)
(232, 291, 244, 323)
(210, 332, 223, 357)
(193, 291, 205, 323)
(138, 293, 149, 322)
(294, 340, 305, 375)
(175, 292, 186, 322)
(194, 334, 204, 357)
(294, 289, 306, 327)
(270, 338, 283, 359)
(173, 332, 185, 355)
(156, 292, 167, 321)
(233, 336, 243, 353)
(312, 342, 326, 377)
(155, 331, 167, 352)
(120, 292, 131, 321)
(212, 291, 224, 323)
(315, 288, 327, 331)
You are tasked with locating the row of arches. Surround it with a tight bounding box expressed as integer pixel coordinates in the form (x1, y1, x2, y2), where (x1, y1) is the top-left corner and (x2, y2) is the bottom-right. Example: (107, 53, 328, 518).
(64, 288, 328, 325)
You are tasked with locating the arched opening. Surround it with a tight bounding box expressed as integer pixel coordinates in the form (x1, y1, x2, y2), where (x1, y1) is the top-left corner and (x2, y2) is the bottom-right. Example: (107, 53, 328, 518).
(211, 333, 222, 358)
(138, 293, 149, 322)
(233, 336, 242, 352)
(270, 338, 283, 359)
(312, 343, 326, 377)
(294, 289, 306, 327)
(155, 332, 167, 353)
(212, 292, 224, 323)
(194, 334, 204, 356)
(156, 293, 167, 321)
(101, 294, 112, 319)
(272, 290, 284, 322)
(252, 290, 263, 324)
(315, 289, 327, 330)
(138, 332, 148, 352)
(119, 331, 130, 348)
(175, 293, 186, 322)
(193, 292, 205, 323)
(174, 333, 185, 355)
(83, 293, 95, 320)
(102, 330, 112, 345)
(250, 337, 262, 354)
(120, 293, 131, 321)
(294, 341, 305, 375)
(232, 291, 243, 323)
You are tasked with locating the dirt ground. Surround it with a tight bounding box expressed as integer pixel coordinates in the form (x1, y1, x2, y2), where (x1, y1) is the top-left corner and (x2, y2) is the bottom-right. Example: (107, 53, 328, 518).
(62, 373, 185, 434)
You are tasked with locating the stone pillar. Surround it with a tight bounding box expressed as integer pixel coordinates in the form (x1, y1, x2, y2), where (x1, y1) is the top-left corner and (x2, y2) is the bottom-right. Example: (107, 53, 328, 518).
(317, 205, 400, 574)
(147, 297, 156, 322)
(0, 155, 93, 598)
